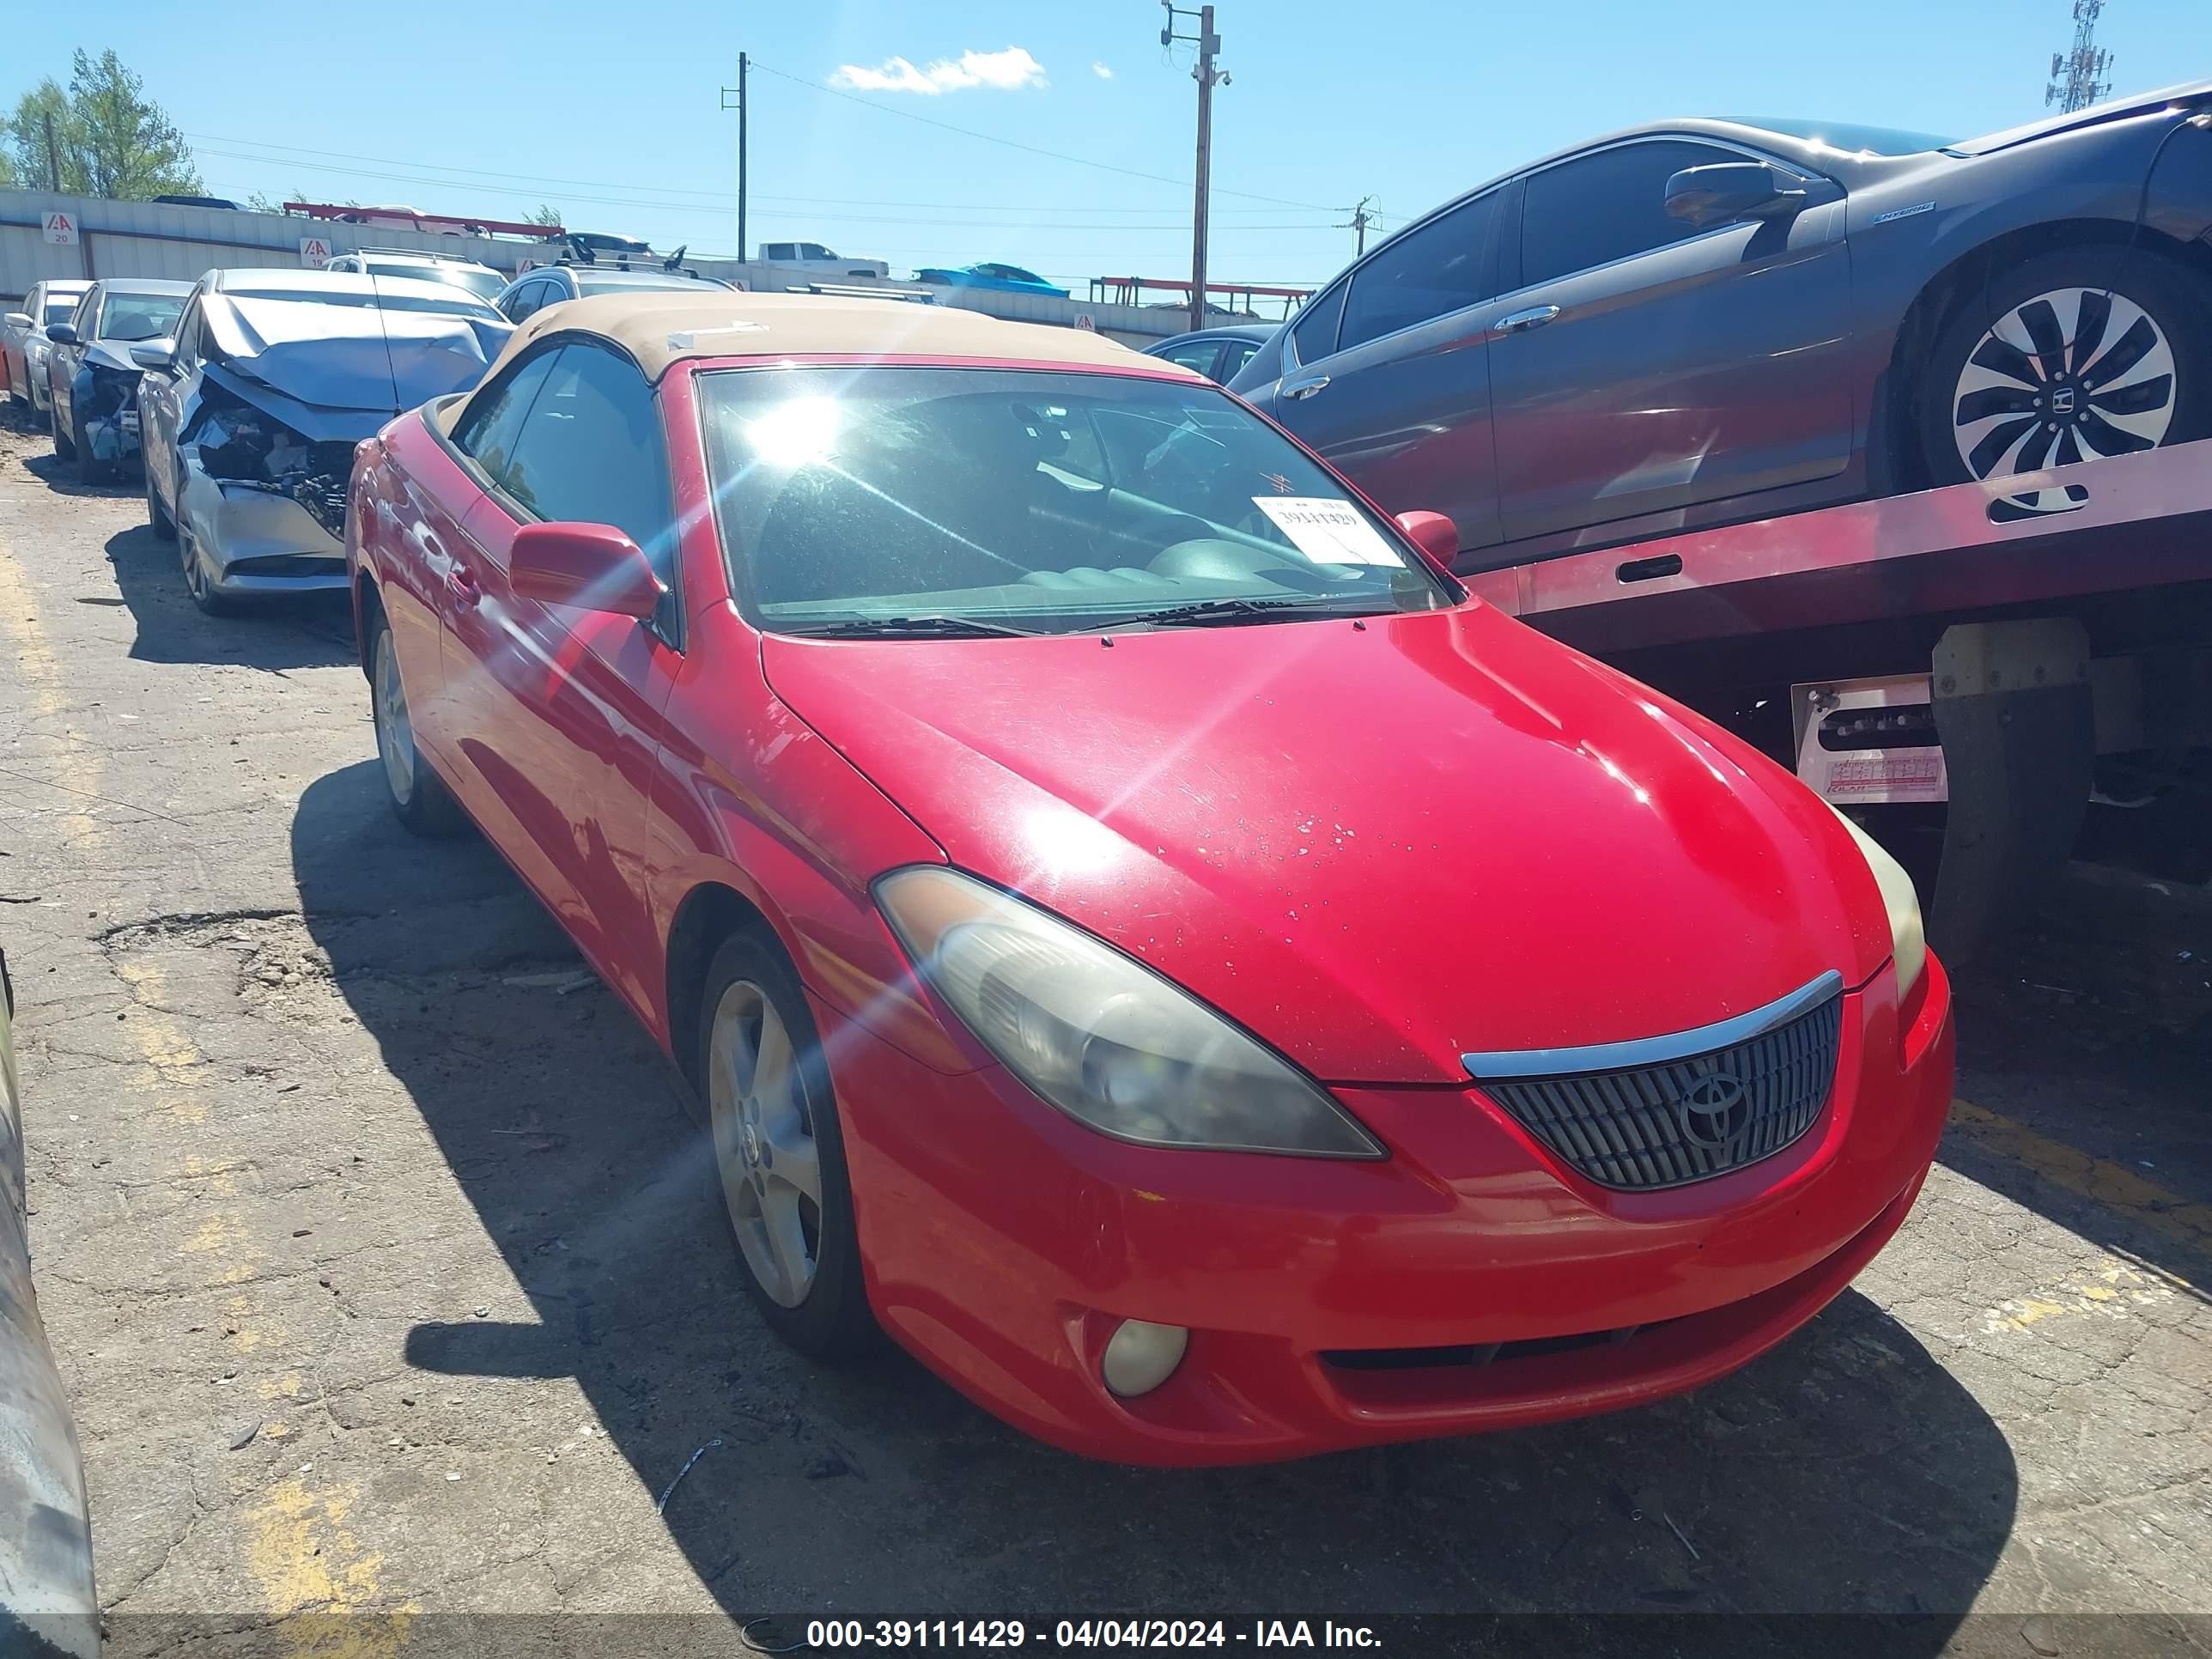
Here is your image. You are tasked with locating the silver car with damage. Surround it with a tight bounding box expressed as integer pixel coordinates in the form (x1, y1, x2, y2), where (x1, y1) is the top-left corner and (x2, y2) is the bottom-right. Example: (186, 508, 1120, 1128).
(0, 950, 99, 1659)
(137, 269, 513, 614)
(2, 282, 90, 416)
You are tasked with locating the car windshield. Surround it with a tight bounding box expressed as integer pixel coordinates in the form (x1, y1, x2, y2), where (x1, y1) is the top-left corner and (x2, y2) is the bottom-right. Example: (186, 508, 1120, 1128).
(367, 261, 507, 302)
(1729, 117, 1954, 155)
(42, 296, 80, 326)
(701, 366, 1456, 636)
(96, 294, 185, 342)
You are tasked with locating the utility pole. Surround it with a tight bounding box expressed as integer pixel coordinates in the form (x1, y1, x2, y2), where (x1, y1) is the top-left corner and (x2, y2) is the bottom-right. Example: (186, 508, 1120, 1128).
(1163, 2, 1225, 333)
(43, 110, 62, 191)
(2046, 0, 2113, 113)
(720, 55, 750, 262)
(1344, 195, 1376, 257)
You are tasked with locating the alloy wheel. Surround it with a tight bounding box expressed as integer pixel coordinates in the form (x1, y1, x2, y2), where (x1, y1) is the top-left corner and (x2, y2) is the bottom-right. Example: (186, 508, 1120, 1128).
(179, 521, 210, 603)
(707, 979, 823, 1309)
(373, 630, 416, 805)
(1952, 286, 2178, 491)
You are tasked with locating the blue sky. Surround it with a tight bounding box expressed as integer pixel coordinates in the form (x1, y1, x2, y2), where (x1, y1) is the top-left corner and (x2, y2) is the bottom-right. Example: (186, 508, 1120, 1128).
(9, 0, 2211, 292)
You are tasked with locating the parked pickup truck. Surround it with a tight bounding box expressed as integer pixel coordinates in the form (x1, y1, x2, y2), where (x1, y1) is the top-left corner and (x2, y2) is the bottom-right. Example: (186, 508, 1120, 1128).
(757, 241, 890, 278)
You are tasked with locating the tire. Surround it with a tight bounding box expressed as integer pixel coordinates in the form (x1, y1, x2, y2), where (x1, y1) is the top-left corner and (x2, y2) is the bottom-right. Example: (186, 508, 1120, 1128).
(50, 405, 73, 460)
(1918, 247, 2212, 499)
(176, 518, 235, 617)
(145, 459, 175, 540)
(368, 612, 465, 836)
(71, 416, 108, 484)
(696, 929, 875, 1359)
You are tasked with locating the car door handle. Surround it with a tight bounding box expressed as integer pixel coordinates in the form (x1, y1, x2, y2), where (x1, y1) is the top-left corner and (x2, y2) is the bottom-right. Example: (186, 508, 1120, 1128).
(1281, 374, 1331, 400)
(1495, 305, 1562, 336)
(446, 562, 481, 608)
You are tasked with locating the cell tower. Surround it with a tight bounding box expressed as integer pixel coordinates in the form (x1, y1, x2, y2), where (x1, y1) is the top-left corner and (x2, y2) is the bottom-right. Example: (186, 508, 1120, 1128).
(2046, 0, 2114, 114)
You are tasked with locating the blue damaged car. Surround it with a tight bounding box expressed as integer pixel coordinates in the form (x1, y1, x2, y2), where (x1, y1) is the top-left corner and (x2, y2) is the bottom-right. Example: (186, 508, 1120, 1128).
(44, 278, 192, 485)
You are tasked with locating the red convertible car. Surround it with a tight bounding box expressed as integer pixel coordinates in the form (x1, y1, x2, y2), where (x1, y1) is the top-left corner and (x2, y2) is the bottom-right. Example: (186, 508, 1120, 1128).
(348, 293, 1954, 1466)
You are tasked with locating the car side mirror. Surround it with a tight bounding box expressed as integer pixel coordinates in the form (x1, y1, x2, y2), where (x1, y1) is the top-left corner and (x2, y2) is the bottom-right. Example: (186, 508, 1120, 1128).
(1663, 161, 1805, 229)
(131, 339, 176, 373)
(3, 313, 30, 331)
(44, 322, 77, 345)
(509, 522, 665, 621)
(1395, 510, 1459, 570)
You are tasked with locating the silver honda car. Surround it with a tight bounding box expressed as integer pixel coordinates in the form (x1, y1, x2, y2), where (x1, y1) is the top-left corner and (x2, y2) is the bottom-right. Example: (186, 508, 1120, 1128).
(135, 269, 512, 614)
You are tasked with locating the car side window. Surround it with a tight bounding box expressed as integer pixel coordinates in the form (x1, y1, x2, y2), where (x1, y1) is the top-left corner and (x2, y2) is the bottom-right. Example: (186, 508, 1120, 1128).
(1218, 340, 1260, 380)
(503, 281, 544, 322)
(453, 347, 562, 487)
(1517, 140, 1742, 289)
(495, 343, 678, 589)
(1157, 340, 1224, 379)
(1289, 283, 1347, 367)
(1338, 191, 1499, 354)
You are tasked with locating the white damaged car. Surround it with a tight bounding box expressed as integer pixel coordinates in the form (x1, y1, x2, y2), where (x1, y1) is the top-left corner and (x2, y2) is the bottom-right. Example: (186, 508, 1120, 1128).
(135, 270, 512, 614)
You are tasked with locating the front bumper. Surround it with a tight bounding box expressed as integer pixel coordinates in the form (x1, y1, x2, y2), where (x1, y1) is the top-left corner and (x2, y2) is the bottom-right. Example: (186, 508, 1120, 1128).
(823, 954, 1955, 1466)
(179, 469, 350, 596)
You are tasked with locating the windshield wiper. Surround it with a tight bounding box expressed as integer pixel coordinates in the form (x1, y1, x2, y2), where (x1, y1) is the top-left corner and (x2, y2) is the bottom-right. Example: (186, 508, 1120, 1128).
(1114, 597, 1378, 629)
(792, 614, 1045, 640)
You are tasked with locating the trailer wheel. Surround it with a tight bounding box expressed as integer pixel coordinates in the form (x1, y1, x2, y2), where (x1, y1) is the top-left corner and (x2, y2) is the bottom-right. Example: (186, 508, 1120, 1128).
(1918, 247, 2212, 508)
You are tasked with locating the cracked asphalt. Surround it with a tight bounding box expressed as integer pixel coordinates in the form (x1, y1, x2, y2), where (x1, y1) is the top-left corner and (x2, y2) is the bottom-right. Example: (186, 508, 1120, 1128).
(0, 409, 2207, 1658)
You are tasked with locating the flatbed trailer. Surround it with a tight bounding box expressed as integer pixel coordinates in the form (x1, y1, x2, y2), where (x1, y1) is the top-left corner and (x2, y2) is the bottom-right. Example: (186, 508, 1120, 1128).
(1459, 439, 2212, 957)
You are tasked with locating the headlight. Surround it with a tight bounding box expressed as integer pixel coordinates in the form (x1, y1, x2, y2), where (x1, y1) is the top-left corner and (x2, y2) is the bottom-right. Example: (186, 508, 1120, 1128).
(1826, 805, 1926, 996)
(875, 866, 1382, 1158)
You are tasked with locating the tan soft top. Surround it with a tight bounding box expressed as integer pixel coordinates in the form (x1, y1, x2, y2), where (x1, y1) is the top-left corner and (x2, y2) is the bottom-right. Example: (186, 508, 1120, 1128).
(489, 289, 1196, 385)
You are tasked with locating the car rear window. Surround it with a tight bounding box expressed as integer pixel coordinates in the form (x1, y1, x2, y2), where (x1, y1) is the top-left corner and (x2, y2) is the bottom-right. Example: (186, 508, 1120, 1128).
(574, 272, 710, 295)
(700, 365, 1455, 635)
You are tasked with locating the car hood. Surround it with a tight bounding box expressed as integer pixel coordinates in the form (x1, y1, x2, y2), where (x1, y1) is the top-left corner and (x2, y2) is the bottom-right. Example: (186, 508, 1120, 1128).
(201, 295, 508, 431)
(82, 342, 144, 375)
(1948, 78, 2212, 155)
(762, 605, 1891, 1085)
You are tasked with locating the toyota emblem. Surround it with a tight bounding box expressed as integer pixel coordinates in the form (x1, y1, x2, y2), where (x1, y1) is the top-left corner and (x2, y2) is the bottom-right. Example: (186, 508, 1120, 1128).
(1678, 1070, 1751, 1150)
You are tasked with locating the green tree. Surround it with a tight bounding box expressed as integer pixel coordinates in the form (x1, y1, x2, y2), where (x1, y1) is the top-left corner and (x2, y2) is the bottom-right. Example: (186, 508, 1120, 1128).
(64, 49, 203, 199)
(7, 80, 83, 191)
(526, 203, 566, 228)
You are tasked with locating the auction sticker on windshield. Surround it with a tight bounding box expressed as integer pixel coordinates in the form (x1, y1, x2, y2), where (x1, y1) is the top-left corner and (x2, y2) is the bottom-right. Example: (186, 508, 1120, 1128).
(1249, 496, 1404, 567)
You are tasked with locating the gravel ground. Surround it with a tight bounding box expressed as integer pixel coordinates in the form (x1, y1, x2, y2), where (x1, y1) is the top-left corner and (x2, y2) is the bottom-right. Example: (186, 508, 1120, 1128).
(0, 409, 2205, 1657)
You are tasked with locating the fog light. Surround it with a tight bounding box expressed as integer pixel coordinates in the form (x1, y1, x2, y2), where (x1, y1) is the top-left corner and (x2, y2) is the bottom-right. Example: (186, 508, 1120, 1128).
(1100, 1318, 1188, 1398)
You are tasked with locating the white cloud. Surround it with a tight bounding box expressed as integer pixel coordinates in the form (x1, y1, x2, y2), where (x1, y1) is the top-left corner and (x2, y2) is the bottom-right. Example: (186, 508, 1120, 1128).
(830, 46, 1048, 96)
(1091, 61, 1114, 79)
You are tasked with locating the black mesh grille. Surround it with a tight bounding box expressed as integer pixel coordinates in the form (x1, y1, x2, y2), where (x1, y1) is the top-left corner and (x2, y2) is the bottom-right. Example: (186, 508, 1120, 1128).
(1481, 992, 1842, 1191)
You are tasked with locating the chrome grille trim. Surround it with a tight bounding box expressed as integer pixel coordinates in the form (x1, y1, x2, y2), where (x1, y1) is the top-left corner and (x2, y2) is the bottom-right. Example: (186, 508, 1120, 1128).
(1459, 969, 1845, 1081)
(1463, 975, 1846, 1192)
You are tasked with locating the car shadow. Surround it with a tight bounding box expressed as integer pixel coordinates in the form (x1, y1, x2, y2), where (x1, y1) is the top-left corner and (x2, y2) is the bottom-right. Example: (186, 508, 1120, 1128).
(291, 760, 2014, 1638)
(99, 524, 356, 672)
(1938, 861, 2212, 1298)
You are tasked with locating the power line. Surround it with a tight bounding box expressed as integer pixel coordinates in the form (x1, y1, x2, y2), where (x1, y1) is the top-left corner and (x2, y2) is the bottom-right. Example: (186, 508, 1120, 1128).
(744, 58, 1335, 212)
(186, 131, 1312, 218)
(195, 149, 1338, 232)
